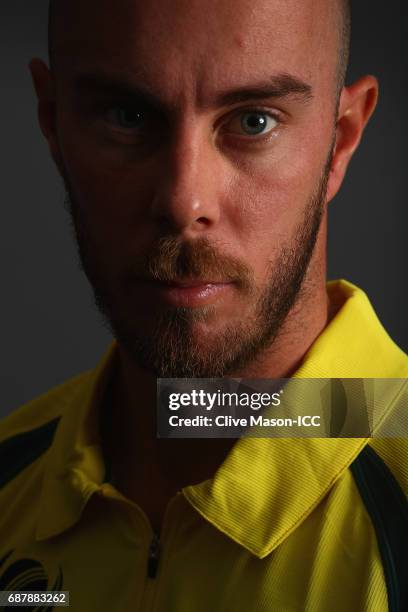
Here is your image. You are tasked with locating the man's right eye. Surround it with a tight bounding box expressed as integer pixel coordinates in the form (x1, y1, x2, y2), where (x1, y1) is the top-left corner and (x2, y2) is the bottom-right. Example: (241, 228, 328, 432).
(105, 106, 146, 130)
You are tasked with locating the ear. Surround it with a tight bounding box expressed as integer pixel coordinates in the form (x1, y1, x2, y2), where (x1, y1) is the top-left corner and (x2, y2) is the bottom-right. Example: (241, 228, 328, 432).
(29, 58, 64, 173)
(326, 75, 379, 203)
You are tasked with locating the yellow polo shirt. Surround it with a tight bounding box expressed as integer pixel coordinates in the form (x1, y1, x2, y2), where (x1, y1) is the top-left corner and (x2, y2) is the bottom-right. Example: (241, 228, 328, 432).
(0, 280, 407, 611)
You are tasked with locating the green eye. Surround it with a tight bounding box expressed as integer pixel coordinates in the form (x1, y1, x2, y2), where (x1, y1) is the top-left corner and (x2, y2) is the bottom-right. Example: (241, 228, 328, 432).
(240, 112, 277, 135)
(225, 111, 278, 137)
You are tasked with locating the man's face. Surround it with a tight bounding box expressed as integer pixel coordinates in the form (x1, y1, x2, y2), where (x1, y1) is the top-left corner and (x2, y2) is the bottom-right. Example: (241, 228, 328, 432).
(50, 0, 340, 377)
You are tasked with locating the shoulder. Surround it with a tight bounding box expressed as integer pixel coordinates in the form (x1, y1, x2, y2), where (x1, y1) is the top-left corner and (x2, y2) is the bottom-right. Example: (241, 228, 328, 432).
(0, 371, 92, 442)
(0, 371, 92, 489)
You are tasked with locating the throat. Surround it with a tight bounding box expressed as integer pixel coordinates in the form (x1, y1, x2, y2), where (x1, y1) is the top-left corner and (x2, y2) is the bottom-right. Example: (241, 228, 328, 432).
(105, 437, 235, 532)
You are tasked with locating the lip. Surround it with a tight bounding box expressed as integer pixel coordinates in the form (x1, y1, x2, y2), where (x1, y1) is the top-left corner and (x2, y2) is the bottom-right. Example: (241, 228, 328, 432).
(136, 279, 234, 308)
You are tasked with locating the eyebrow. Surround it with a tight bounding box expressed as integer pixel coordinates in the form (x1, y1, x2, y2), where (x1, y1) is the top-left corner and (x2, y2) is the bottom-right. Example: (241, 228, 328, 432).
(72, 71, 313, 110)
(215, 74, 313, 106)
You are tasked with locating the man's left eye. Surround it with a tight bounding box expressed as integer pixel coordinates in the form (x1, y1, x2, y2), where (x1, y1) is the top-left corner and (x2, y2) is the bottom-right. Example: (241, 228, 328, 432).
(224, 111, 278, 137)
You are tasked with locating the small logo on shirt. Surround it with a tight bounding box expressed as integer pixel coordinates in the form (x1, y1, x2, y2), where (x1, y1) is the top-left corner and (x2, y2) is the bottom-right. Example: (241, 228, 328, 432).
(0, 551, 63, 611)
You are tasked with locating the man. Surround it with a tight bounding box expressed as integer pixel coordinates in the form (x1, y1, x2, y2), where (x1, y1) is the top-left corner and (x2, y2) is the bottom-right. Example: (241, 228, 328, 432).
(0, 0, 407, 610)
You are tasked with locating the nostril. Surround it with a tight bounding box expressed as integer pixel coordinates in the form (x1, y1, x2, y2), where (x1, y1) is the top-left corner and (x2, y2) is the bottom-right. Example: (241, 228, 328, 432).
(196, 216, 210, 226)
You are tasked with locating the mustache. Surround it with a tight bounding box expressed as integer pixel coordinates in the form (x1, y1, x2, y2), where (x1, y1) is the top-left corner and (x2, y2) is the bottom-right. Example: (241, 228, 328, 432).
(129, 237, 253, 292)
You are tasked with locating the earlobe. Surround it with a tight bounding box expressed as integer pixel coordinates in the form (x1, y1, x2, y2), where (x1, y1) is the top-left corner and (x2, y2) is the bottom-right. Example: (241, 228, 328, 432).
(326, 75, 379, 203)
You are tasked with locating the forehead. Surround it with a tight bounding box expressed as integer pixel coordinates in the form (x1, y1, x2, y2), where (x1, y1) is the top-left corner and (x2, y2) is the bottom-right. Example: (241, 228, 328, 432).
(53, 0, 338, 100)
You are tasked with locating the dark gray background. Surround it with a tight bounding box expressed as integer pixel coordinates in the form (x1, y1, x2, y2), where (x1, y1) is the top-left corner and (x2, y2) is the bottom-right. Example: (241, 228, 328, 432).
(1, 2, 407, 417)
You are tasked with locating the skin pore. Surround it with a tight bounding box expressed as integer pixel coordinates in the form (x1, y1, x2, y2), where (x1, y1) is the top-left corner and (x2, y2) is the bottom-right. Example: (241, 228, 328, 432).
(30, 0, 378, 531)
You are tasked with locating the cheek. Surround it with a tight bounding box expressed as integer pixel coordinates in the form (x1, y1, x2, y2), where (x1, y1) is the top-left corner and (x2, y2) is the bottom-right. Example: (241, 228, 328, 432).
(57, 128, 158, 249)
(57, 148, 162, 287)
(222, 138, 328, 284)
(226, 150, 320, 247)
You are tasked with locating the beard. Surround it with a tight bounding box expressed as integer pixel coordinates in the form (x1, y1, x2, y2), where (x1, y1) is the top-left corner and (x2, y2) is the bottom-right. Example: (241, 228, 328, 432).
(64, 153, 332, 378)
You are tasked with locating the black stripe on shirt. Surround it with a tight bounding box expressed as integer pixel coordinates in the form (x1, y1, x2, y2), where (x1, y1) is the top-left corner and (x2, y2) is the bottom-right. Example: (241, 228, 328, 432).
(0, 417, 60, 489)
(350, 444, 408, 612)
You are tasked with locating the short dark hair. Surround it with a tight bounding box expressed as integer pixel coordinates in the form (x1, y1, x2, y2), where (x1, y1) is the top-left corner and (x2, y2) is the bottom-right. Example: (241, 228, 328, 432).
(48, 0, 351, 93)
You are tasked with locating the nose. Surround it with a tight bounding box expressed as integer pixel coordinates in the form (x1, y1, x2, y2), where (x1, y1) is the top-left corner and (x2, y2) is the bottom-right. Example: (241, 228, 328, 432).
(150, 122, 223, 236)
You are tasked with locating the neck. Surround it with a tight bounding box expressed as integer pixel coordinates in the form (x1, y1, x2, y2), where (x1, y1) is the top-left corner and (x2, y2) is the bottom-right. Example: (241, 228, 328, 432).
(104, 277, 330, 469)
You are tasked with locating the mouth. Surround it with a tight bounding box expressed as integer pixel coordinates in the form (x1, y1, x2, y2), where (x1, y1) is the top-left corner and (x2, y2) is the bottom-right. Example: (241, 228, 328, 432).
(135, 277, 235, 308)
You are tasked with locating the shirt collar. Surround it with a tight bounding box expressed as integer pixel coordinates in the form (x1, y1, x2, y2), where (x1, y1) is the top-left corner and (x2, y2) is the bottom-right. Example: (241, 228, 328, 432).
(36, 280, 408, 551)
(183, 280, 408, 557)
